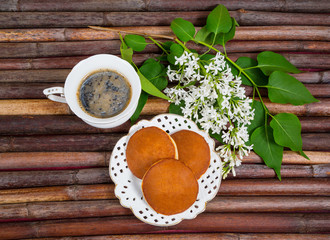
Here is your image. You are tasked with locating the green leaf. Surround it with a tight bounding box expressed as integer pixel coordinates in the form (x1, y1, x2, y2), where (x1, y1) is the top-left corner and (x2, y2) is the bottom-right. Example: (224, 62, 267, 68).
(169, 101, 184, 116)
(140, 60, 162, 79)
(206, 4, 232, 34)
(247, 100, 265, 135)
(209, 132, 224, 144)
(268, 71, 319, 105)
(257, 51, 301, 76)
(124, 34, 148, 52)
(120, 46, 133, 64)
(270, 113, 309, 160)
(171, 18, 195, 42)
(156, 55, 168, 62)
(299, 150, 310, 160)
(270, 113, 302, 151)
(139, 60, 168, 90)
(194, 26, 212, 43)
(236, 57, 268, 86)
(162, 41, 174, 51)
(200, 54, 215, 61)
(137, 71, 171, 101)
(251, 125, 283, 180)
(167, 43, 184, 64)
(130, 92, 148, 124)
(215, 17, 236, 46)
(233, 17, 239, 26)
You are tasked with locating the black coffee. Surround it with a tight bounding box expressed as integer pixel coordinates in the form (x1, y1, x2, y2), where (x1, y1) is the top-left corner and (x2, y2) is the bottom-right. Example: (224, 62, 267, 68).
(78, 69, 131, 118)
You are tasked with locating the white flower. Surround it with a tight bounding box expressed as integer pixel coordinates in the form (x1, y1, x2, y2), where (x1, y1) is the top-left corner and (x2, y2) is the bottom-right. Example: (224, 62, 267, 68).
(166, 51, 255, 178)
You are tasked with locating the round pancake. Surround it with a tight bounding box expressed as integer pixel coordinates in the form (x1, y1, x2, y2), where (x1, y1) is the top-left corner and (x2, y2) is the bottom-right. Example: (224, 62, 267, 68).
(126, 126, 178, 179)
(142, 158, 198, 215)
(171, 130, 210, 179)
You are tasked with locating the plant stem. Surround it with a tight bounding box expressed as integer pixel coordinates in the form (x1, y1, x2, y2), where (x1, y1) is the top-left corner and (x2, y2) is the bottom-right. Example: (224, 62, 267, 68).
(223, 44, 227, 57)
(149, 36, 169, 55)
(175, 38, 191, 52)
(243, 66, 259, 70)
(89, 26, 175, 40)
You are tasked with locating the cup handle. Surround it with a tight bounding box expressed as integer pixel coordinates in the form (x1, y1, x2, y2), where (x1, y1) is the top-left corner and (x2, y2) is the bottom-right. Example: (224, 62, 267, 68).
(43, 87, 67, 103)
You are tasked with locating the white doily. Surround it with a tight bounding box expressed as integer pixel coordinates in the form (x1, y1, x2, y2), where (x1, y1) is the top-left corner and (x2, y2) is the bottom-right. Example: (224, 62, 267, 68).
(109, 114, 222, 226)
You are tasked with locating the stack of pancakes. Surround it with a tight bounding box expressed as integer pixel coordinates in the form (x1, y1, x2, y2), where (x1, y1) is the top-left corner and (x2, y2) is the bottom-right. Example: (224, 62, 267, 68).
(126, 126, 210, 215)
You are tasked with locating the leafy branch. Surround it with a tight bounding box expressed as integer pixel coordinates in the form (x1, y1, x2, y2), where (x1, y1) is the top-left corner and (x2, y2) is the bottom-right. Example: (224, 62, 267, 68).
(89, 4, 319, 180)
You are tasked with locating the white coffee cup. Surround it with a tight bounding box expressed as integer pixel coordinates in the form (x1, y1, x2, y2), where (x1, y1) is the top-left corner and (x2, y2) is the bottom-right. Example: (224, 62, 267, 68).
(43, 54, 141, 128)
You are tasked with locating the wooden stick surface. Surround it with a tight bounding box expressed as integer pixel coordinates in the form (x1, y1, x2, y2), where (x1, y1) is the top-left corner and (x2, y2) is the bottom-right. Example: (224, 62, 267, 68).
(0, 0, 329, 238)
(0, 11, 329, 28)
(0, 132, 329, 152)
(0, 151, 329, 171)
(1, 40, 329, 59)
(0, 213, 329, 239)
(0, 164, 329, 189)
(0, 115, 328, 135)
(0, 57, 328, 82)
(47, 26, 330, 41)
(0, 179, 329, 205)
(21, 233, 330, 240)
(1, 196, 329, 221)
(2, 0, 329, 12)
(0, 184, 115, 205)
(1, 83, 329, 99)
(0, 98, 328, 116)
(0, 54, 327, 75)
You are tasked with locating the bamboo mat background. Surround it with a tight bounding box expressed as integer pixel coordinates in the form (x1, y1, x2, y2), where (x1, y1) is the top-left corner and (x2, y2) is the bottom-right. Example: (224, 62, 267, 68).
(0, 0, 329, 239)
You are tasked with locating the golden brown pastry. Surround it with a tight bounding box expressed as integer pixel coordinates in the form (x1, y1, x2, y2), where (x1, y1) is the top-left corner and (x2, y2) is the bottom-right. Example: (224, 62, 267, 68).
(171, 130, 210, 179)
(126, 126, 178, 179)
(142, 158, 198, 215)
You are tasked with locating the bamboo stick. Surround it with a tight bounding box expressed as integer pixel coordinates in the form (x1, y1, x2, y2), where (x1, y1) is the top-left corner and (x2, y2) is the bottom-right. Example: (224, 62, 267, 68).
(147, 0, 330, 13)
(0, 11, 329, 29)
(0, 69, 71, 83)
(0, 152, 107, 170)
(0, 115, 327, 135)
(0, 98, 329, 117)
(0, 164, 329, 189)
(0, 178, 328, 205)
(0, 12, 104, 29)
(0, 132, 329, 152)
(0, 57, 86, 70)
(1, 196, 329, 221)
(1, 83, 329, 99)
(21, 233, 330, 240)
(0, 25, 329, 42)
(0, 57, 328, 82)
(0, 133, 125, 152)
(0, 99, 71, 115)
(0, 168, 111, 189)
(0, 115, 132, 135)
(0, 184, 115, 205)
(290, 71, 330, 84)
(1, 40, 330, 59)
(243, 151, 330, 165)
(0, 58, 328, 85)
(0, 213, 329, 239)
(20, 24, 329, 42)
(3, 0, 329, 12)
(0, 151, 328, 171)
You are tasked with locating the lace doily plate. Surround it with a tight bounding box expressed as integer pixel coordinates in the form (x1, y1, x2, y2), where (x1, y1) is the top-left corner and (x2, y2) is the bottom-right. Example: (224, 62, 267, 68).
(109, 114, 222, 226)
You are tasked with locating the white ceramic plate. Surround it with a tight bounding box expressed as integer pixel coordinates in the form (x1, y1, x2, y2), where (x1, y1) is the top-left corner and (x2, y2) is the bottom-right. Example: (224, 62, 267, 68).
(109, 114, 222, 226)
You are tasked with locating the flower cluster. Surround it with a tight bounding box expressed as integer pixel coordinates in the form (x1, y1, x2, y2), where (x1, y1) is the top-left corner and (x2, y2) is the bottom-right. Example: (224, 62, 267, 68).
(164, 51, 254, 178)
